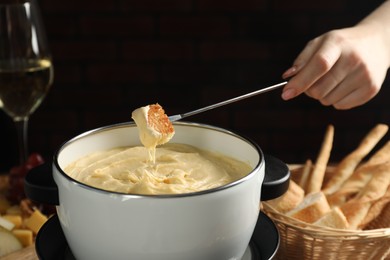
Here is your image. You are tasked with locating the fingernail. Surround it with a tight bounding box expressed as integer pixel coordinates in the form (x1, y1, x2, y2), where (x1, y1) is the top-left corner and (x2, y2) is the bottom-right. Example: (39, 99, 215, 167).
(282, 88, 296, 100)
(282, 66, 297, 79)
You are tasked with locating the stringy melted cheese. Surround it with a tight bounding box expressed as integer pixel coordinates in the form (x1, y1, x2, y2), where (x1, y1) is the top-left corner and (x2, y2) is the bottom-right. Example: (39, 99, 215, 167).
(131, 105, 174, 163)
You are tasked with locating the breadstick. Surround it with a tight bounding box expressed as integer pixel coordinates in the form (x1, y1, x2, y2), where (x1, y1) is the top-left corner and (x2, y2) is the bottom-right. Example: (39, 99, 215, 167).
(364, 198, 390, 229)
(340, 161, 390, 229)
(306, 125, 334, 194)
(354, 161, 390, 202)
(298, 159, 312, 193)
(360, 185, 390, 229)
(323, 123, 388, 195)
(357, 140, 390, 167)
(327, 163, 381, 207)
(327, 141, 390, 207)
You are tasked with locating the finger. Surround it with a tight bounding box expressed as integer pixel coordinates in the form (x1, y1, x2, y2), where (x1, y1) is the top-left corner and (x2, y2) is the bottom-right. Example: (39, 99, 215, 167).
(320, 70, 379, 109)
(282, 39, 341, 100)
(282, 38, 321, 79)
(305, 50, 360, 100)
(333, 88, 373, 110)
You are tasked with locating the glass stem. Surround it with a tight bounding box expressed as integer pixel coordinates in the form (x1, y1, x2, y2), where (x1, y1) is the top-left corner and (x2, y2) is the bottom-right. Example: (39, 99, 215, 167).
(15, 118, 29, 164)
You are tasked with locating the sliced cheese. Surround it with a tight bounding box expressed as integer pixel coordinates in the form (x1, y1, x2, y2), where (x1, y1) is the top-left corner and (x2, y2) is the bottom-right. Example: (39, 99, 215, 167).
(0, 215, 15, 231)
(12, 229, 33, 247)
(5, 205, 22, 216)
(24, 209, 48, 234)
(3, 215, 22, 229)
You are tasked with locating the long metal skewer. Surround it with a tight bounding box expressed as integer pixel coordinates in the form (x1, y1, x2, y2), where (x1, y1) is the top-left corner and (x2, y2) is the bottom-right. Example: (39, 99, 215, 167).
(168, 81, 288, 122)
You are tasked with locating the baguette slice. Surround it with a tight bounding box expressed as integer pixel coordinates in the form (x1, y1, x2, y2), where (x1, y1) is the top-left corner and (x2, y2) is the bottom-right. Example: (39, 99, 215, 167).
(132, 104, 175, 163)
(313, 207, 349, 229)
(131, 103, 175, 149)
(287, 191, 331, 223)
(339, 200, 370, 230)
(266, 180, 304, 213)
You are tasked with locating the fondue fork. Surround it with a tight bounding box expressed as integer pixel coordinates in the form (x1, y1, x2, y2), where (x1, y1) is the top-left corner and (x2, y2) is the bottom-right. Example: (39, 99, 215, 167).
(168, 81, 288, 122)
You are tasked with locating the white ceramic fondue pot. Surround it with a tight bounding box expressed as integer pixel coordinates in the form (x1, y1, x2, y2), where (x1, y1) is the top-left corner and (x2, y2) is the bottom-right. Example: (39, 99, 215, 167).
(25, 121, 289, 260)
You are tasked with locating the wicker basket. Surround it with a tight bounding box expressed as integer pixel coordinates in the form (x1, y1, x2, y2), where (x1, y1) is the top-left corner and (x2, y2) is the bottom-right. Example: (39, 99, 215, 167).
(262, 165, 390, 260)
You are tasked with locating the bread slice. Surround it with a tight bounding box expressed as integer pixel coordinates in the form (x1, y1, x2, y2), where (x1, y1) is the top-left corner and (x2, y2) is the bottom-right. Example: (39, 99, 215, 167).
(339, 199, 370, 230)
(313, 207, 349, 229)
(266, 180, 305, 213)
(146, 104, 175, 141)
(286, 191, 331, 223)
(132, 103, 175, 163)
(132, 103, 175, 148)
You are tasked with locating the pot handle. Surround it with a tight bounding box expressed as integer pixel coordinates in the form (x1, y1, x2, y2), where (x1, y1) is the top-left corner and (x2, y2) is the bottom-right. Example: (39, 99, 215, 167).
(24, 163, 59, 205)
(261, 154, 290, 201)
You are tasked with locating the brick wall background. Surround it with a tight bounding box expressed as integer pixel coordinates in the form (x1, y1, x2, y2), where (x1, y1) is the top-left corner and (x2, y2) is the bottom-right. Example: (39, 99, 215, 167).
(1, 0, 389, 171)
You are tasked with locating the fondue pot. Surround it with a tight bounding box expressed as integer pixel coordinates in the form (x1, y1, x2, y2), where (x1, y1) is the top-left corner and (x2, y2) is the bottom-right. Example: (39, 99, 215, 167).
(25, 122, 289, 260)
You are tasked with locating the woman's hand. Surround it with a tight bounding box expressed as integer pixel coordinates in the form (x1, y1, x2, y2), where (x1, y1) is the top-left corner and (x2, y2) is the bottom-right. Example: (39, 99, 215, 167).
(281, 1, 390, 109)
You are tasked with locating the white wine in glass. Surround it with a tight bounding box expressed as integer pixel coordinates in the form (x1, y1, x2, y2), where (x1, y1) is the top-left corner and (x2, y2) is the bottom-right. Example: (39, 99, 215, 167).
(0, 0, 53, 164)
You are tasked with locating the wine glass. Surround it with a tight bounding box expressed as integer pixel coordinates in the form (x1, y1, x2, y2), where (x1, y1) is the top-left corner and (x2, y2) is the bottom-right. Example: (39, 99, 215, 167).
(0, 0, 53, 165)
